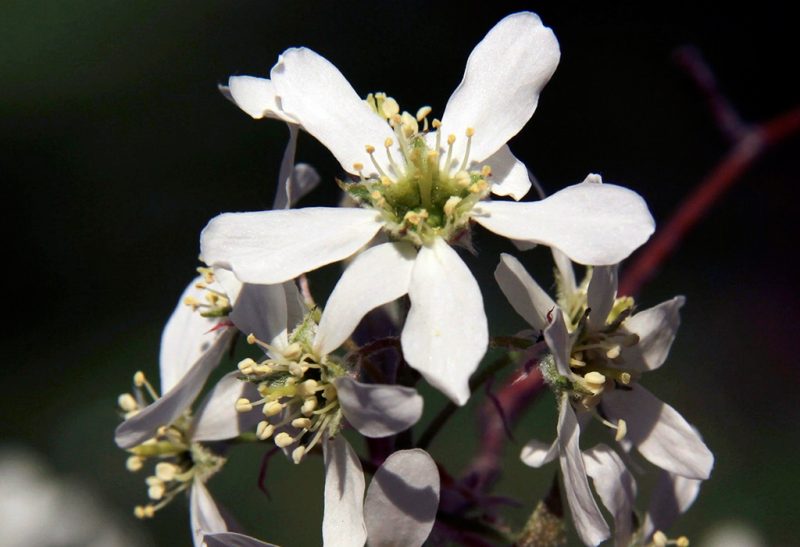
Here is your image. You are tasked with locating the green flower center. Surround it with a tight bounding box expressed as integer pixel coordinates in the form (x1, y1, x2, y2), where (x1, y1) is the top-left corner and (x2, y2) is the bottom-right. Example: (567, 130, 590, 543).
(342, 93, 492, 246)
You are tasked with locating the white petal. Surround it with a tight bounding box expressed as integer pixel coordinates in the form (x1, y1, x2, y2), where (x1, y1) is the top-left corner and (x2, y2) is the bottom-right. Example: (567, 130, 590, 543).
(621, 297, 685, 372)
(557, 398, 610, 546)
(159, 276, 222, 393)
(271, 124, 299, 211)
(364, 449, 440, 547)
(439, 12, 560, 165)
(494, 253, 555, 332)
(473, 181, 655, 265)
(552, 248, 577, 298)
(334, 377, 423, 438)
(191, 371, 260, 442)
(271, 47, 394, 176)
(190, 480, 227, 547)
(582, 445, 636, 547)
(229, 283, 291, 351)
(314, 242, 415, 356)
(323, 436, 367, 547)
(587, 266, 618, 331)
(200, 207, 382, 284)
(486, 145, 531, 200)
(520, 438, 558, 468)
(227, 75, 296, 122)
(283, 281, 307, 335)
(602, 384, 713, 479)
(205, 532, 278, 547)
(213, 267, 243, 307)
(115, 329, 232, 449)
(642, 471, 702, 539)
(543, 308, 573, 378)
(401, 239, 488, 405)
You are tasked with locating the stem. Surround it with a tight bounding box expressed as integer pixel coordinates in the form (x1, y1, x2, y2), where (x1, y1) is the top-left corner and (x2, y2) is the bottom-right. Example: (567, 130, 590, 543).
(619, 106, 800, 297)
(417, 353, 515, 450)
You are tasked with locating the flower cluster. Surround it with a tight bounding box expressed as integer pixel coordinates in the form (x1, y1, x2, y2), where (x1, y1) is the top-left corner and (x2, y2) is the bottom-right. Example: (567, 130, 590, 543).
(113, 11, 713, 547)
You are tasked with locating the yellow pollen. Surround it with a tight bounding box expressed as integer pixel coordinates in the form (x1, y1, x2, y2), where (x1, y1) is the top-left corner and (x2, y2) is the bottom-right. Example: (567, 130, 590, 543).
(291, 446, 306, 464)
(133, 371, 145, 387)
(365, 144, 376, 154)
(292, 418, 312, 429)
(246, 333, 257, 345)
(155, 462, 177, 481)
(619, 372, 632, 385)
(606, 344, 621, 359)
(380, 175, 392, 186)
(301, 397, 318, 416)
(615, 419, 627, 441)
(481, 165, 492, 177)
(676, 537, 690, 547)
(447, 134, 456, 145)
(416, 106, 432, 121)
(353, 162, 364, 171)
(257, 421, 275, 440)
(118, 393, 138, 412)
(584, 371, 606, 385)
(431, 119, 441, 129)
(126, 455, 144, 472)
(263, 401, 283, 417)
(381, 97, 400, 118)
(465, 127, 475, 137)
(652, 531, 668, 547)
(453, 170, 471, 187)
(274, 432, 294, 448)
(235, 398, 253, 413)
(384, 137, 393, 148)
(183, 296, 201, 309)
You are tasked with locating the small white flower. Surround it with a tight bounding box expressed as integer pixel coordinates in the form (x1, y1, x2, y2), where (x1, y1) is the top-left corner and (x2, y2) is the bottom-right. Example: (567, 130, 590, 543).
(498, 252, 713, 545)
(229, 275, 425, 460)
(203, 13, 655, 405)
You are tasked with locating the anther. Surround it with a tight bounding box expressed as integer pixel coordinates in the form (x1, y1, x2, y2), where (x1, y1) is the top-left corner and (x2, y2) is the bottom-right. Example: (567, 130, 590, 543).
(148, 481, 166, 501)
(652, 531, 668, 547)
(274, 432, 295, 448)
(246, 333, 257, 345)
(416, 106, 432, 121)
(291, 446, 306, 464)
(384, 137, 394, 148)
(263, 401, 284, 417)
(235, 398, 253, 413)
(465, 127, 475, 137)
(619, 372, 631, 385)
(431, 119, 441, 129)
(133, 371, 145, 387)
(443, 196, 461, 218)
(381, 97, 400, 118)
(155, 462, 178, 482)
(676, 537, 690, 547)
(257, 421, 275, 440)
(584, 371, 606, 385)
(605, 344, 621, 359)
(365, 144, 376, 154)
(292, 418, 312, 430)
(447, 134, 456, 145)
(118, 393, 138, 413)
(238, 358, 257, 375)
(454, 170, 471, 187)
(184, 296, 201, 309)
(126, 455, 144, 472)
(353, 162, 364, 172)
(301, 397, 317, 416)
(297, 379, 319, 397)
(615, 419, 627, 441)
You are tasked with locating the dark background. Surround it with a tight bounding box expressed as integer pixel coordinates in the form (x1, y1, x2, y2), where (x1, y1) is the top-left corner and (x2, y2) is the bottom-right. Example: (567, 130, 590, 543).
(2, 1, 797, 545)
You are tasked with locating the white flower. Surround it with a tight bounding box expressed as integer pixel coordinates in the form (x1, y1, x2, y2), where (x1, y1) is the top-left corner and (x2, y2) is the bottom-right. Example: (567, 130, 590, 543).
(229, 275, 425, 462)
(497, 252, 713, 545)
(204, 443, 441, 547)
(114, 275, 268, 546)
(203, 13, 655, 405)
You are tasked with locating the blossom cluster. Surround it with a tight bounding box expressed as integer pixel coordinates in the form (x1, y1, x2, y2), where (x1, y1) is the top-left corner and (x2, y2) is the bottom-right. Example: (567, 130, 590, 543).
(114, 12, 713, 547)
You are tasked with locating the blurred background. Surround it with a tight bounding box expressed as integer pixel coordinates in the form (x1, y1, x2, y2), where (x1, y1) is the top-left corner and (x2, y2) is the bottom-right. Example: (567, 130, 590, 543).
(2, 1, 797, 545)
